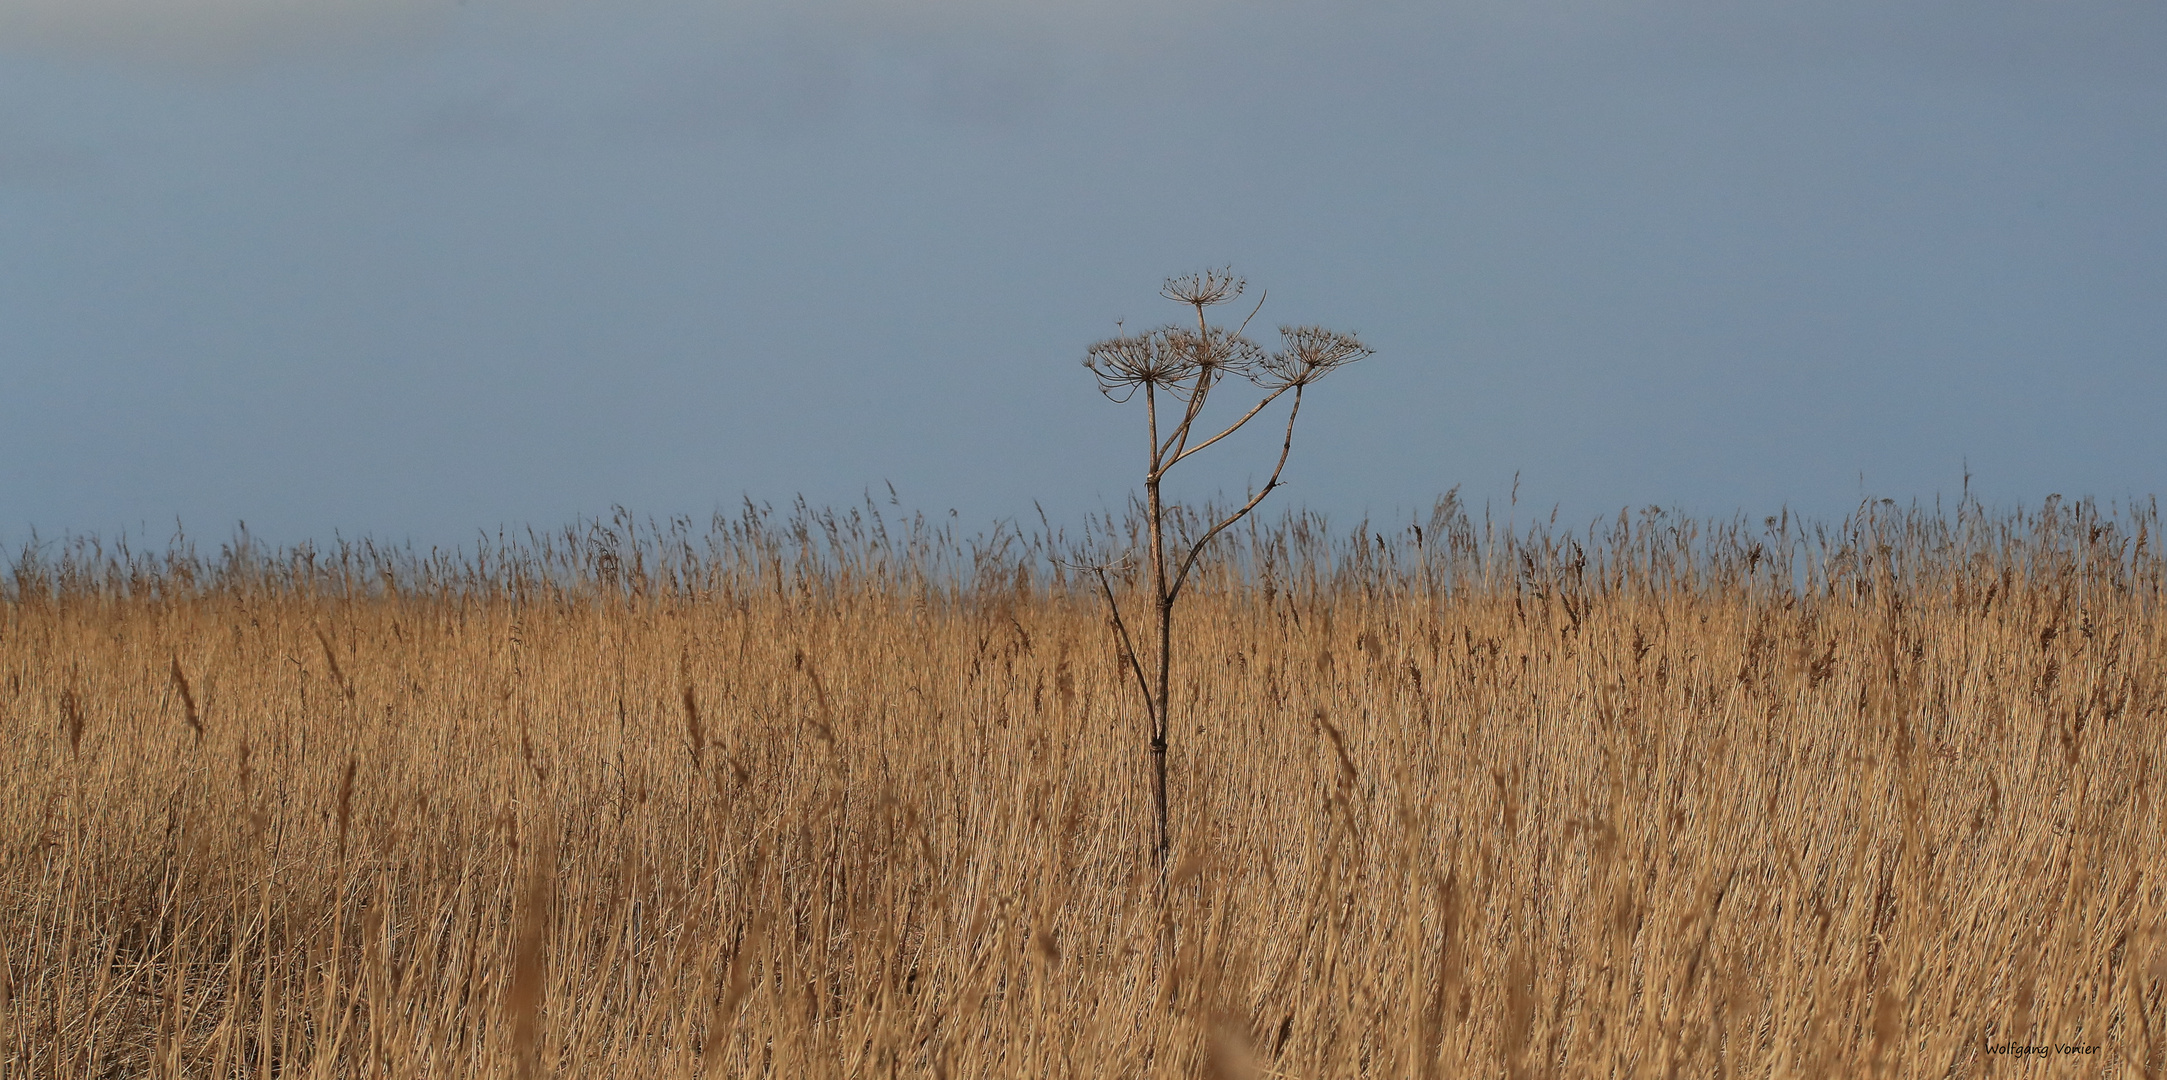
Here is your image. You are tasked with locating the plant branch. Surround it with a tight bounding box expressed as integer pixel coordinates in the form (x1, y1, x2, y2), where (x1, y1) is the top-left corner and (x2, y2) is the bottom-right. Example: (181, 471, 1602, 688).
(1088, 564, 1158, 728)
(1168, 385, 1304, 604)
(1158, 372, 1211, 465)
(1158, 303, 1218, 464)
(1166, 384, 1293, 473)
(1164, 300, 1217, 463)
(1160, 291, 1263, 466)
(1233, 289, 1267, 336)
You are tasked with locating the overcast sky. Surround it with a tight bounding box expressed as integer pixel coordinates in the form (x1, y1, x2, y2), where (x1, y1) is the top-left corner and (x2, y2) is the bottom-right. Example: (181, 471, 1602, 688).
(4, 0, 2163, 551)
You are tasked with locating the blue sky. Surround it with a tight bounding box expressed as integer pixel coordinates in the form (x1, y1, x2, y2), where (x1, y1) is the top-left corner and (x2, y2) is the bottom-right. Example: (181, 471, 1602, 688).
(4, 0, 2163, 550)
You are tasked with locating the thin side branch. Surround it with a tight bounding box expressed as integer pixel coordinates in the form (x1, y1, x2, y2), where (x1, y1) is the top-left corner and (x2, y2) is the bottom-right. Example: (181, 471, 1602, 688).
(1168, 386, 1305, 604)
(1159, 328, 1259, 464)
(1233, 289, 1267, 336)
(1088, 564, 1158, 727)
(1166, 384, 1293, 472)
(1159, 371, 1213, 465)
(1162, 297, 1219, 463)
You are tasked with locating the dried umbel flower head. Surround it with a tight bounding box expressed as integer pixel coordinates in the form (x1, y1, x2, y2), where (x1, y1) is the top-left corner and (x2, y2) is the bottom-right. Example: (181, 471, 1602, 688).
(1161, 267, 1245, 308)
(1083, 326, 1263, 400)
(1257, 325, 1372, 389)
(1084, 331, 1194, 400)
(1172, 327, 1265, 375)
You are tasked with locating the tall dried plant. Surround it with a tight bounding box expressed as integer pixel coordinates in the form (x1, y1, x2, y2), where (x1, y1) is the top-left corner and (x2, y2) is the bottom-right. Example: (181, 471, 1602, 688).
(1079, 269, 1372, 863)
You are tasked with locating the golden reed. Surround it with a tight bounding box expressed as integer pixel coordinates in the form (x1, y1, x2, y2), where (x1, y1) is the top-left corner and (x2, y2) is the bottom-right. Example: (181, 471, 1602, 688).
(2, 496, 2163, 1077)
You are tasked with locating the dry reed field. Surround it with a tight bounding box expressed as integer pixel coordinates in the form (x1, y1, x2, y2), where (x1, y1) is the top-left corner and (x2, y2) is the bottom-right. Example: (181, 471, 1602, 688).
(4, 495, 2166, 1078)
